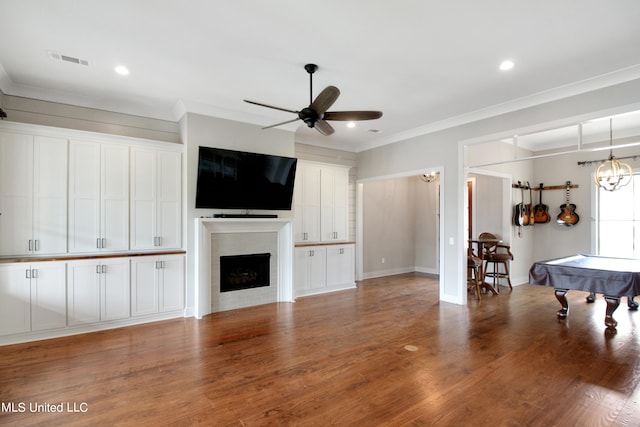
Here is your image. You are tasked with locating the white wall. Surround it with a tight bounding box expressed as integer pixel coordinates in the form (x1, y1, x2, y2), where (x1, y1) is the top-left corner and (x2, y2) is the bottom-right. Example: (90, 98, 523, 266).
(181, 112, 295, 316)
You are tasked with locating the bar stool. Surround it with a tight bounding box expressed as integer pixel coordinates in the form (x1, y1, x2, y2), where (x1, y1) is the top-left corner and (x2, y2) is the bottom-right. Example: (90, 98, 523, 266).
(479, 232, 514, 291)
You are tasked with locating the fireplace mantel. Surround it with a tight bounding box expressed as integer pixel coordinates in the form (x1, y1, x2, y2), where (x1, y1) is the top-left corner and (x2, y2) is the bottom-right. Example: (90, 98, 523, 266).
(194, 217, 294, 318)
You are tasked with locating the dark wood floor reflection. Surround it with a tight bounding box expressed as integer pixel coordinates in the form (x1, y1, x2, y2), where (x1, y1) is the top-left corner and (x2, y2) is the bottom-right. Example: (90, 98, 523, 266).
(1, 273, 639, 426)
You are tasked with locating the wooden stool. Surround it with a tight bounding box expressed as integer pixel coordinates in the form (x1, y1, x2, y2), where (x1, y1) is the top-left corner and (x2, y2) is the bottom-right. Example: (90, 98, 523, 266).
(478, 232, 514, 292)
(467, 256, 483, 300)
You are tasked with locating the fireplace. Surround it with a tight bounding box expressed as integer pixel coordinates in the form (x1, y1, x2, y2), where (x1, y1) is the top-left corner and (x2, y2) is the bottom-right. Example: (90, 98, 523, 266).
(194, 218, 294, 318)
(220, 253, 271, 292)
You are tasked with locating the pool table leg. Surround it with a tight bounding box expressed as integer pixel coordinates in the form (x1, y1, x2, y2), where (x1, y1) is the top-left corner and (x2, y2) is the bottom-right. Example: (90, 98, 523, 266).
(604, 296, 620, 328)
(628, 296, 638, 311)
(554, 289, 569, 319)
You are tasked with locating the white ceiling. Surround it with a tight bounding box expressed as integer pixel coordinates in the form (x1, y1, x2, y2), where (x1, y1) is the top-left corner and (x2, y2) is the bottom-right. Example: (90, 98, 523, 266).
(1, 0, 640, 152)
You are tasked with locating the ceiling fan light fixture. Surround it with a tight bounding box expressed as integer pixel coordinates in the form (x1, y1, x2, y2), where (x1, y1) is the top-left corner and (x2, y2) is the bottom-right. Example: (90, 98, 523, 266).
(594, 119, 633, 192)
(244, 63, 382, 137)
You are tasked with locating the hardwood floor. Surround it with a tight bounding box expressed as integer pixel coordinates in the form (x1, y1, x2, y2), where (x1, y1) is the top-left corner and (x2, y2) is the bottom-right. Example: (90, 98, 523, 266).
(1, 273, 639, 426)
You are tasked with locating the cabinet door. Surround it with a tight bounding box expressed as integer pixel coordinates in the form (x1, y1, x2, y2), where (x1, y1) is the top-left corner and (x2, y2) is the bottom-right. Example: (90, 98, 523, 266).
(308, 247, 326, 290)
(326, 245, 355, 287)
(157, 151, 182, 249)
(131, 257, 158, 316)
(294, 164, 321, 242)
(321, 167, 349, 242)
(294, 247, 310, 292)
(0, 264, 31, 335)
(32, 137, 68, 255)
(68, 141, 101, 253)
(30, 262, 67, 331)
(131, 149, 181, 250)
(159, 255, 184, 312)
(0, 132, 34, 255)
(130, 148, 156, 250)
(101, 144, 129, 251)
(101, 258, 130, 321)
(67, 260, 101, 325)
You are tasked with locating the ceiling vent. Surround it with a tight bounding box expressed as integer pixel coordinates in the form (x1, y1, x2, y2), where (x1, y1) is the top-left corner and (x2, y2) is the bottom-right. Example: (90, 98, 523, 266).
(48, 51, 89, 66)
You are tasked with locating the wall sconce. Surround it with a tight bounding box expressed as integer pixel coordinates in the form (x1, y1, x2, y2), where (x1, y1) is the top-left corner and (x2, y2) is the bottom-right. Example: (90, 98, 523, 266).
(594, 119, 633, 191)
(420, 172, 438, 183)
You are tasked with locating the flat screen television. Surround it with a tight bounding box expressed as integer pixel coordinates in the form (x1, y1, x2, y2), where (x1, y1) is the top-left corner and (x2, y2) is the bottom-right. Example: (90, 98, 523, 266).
(195, 146, 297, 210)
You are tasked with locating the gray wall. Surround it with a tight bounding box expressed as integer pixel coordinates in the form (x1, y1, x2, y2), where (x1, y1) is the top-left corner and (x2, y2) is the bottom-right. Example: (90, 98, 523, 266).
(362, 175, 439, 278)
(0, 93, 180, 143)
(357, 78, 640, 304)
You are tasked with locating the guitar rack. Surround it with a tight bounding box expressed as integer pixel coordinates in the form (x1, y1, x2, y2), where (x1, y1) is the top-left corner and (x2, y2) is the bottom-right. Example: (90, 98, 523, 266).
(511, 183, 579, 190)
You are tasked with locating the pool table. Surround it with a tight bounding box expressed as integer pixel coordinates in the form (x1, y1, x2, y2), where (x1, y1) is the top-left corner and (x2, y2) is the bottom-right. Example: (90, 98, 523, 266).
(529, 254, 640, 328)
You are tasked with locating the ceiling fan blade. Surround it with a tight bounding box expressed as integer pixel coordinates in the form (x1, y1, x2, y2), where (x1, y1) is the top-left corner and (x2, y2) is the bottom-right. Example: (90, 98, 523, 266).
(324, 111, 383, 121)
(311, 86, 340, 116)
(244, 99, 298, 114)
(262, 117, 300, 130)
(314, 119, 335, 136)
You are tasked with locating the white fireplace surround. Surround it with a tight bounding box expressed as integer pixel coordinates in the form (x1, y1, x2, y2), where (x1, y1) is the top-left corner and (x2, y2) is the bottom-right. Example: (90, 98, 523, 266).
(194, 218, 294, 318)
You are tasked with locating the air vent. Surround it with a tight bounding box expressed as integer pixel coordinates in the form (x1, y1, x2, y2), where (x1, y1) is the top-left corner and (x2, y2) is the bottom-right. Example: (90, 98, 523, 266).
(48, 51, 89, 66)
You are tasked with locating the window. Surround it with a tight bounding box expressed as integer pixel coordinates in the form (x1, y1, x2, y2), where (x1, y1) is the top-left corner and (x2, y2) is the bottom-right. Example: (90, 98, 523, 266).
(597, 174, 640, 257)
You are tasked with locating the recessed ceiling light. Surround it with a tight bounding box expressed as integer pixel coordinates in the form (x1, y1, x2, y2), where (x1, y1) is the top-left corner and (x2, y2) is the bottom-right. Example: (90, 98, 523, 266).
(347, 121, 356, 128)
(499, 60, 514, 71)
(115, 65, 129, 75)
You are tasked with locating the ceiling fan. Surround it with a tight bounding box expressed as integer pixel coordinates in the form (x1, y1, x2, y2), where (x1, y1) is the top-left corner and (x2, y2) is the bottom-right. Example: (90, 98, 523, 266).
(244, 63, 383, 136)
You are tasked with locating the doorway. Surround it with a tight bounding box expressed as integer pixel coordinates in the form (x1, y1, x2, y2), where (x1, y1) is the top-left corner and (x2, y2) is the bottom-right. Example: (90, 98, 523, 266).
(356, 168, 444, 287)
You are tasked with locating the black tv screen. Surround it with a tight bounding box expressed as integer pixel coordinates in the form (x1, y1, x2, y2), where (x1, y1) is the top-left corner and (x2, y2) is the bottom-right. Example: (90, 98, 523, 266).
(195, 146, 297, 210)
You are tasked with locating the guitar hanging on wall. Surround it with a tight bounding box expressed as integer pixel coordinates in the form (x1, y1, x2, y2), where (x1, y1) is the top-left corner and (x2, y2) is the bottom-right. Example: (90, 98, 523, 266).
(527, 181, 534, 226)
(556, 181, 579, 226)
(533, 183, 550, 224)
(513, 181, 527, 226)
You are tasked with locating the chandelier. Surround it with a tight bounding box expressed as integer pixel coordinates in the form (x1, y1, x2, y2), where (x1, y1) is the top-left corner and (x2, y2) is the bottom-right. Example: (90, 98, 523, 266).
(594, 119, 632, 191)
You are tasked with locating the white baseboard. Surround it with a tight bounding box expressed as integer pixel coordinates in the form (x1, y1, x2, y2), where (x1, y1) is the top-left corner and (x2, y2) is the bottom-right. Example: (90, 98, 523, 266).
(362, 266, 415, 280)
(0, 311, 185, 346)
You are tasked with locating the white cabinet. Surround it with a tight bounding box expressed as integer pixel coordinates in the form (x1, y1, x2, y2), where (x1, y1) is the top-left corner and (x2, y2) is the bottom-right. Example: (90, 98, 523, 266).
(131, 254, 184, 316)
(294, 243, 355, 297)
(67, 258, 130, 324)
(68, 140, 129, 253)
(295, 246, 327, 295)
(294, 162, 349, 243)
(0, 132, 68, 256)
(67, 260, 101, 325)
(293, 164, 321, 242)
(321, 167, 348, 242)
(0, 261, 67, 335)
(130, 148, 182, 250)
(326, 244, 355, 288)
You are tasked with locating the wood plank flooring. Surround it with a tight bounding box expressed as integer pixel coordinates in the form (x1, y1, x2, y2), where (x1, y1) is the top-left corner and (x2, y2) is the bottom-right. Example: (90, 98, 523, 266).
(1, 273, 639, 426)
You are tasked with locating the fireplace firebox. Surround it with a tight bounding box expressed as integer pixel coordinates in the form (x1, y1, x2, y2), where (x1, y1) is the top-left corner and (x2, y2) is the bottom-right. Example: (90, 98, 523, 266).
(220, 253, 271, 293)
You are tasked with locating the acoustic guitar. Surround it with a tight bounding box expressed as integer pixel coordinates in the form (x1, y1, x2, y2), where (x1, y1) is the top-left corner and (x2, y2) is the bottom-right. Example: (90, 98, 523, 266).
(513, 181, 527, 226)
(526, 181, 534, 226)
(533, 183, 550, 224)
(556, 181, 579, 226)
